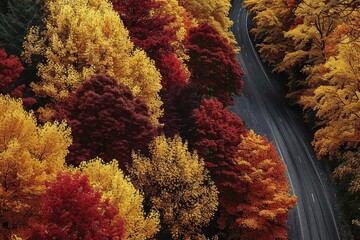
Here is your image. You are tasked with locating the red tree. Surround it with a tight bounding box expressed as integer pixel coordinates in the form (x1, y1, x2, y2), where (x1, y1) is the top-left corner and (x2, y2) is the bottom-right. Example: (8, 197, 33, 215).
(113, 0, 177, 58)
(190, 98, 247, 235)
(158, 54, 193, 137)
(190, 99, 296, 238)
(0, 48, 23, 95)
(185, 23, 244, 106)
(0, 48, 36, 108)
(113, 0, 189, 137)
(191, 98, 246, 167)
(157, 53, 188, 93)
(28, 172, 125, 240)
(60, 74, 157, 168)
(159, 82, 201, 138)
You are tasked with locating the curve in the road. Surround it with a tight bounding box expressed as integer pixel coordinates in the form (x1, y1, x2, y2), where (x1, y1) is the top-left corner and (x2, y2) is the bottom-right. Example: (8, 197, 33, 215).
(230, 1, 343, 239)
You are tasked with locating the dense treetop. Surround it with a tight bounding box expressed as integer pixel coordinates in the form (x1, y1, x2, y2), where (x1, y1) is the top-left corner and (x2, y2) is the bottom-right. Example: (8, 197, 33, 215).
(0, 0, 297, 238)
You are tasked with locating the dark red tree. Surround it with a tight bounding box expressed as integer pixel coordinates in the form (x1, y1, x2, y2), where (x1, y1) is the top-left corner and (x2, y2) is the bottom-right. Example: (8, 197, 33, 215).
(60, 74, 157, 169)
(189, 98, 248, 236)
(185, 23, 244, 106)
(159, 82, 201, 138)
(0, 48, 36, 108)
(112, 0, 177, 58)
(27, 172, 125, 240)
(191, 98, 246, 166)
(112, 0, 187, 91)
(113, 0, 190, 137)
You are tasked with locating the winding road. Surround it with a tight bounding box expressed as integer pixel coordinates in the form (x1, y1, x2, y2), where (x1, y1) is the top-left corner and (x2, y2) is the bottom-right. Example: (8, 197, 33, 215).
(230, 0, 344, 239)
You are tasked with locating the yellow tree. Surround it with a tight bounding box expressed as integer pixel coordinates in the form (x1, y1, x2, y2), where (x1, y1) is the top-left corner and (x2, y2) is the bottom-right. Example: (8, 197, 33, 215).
(78, 159, 160, 240)
(276, 0, 341, 93)
(22, 0, 162, 125)
(280, 0, 339, 66)
(130, 135, 218, 240)
(244, 0, 295, 66)
(178, 0, 235, 45)
(300, 41, 360, 158)
(127, 50, 162, 122)
(0, 96, 71, 238)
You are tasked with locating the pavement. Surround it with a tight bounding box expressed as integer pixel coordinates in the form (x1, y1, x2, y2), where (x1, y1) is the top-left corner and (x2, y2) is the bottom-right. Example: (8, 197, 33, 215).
(229, 0, 344, 239)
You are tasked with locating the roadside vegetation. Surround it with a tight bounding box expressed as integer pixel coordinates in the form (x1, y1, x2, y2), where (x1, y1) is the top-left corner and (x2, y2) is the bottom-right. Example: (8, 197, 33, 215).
(0, 0, 296, 239)
(244, 0, 360, 236)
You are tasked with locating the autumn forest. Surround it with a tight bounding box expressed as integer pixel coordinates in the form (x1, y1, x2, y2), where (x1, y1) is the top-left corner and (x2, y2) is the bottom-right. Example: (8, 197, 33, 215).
(0, 0, 358, 239)
(245, 0, 360, 238)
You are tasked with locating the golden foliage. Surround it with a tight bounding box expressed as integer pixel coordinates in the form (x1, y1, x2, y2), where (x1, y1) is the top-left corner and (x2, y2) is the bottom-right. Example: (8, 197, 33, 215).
(300, 42, 360, 158)
(78, 159, 160, 240)
(22, 0, 162, 125)
(0, 96, 71, 238)
(244, 0, 294, 65)
(127, 50, 163, 125)
(178, 0, 236, 46)
(275, 0, 341, 90)
(130, 135, 218, 240)
(275, 50, 308, 73)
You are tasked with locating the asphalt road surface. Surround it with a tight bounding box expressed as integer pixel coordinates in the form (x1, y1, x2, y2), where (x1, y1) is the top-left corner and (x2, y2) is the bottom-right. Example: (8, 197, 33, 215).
(230, 0, 344, 239)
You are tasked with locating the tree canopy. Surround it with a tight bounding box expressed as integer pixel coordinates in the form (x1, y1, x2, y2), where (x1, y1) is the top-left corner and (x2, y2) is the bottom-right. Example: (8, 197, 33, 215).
(186, 23, 244, 106)
(27, 172, 125, 240)
(130, 135, 218, 239)
(0, 96, 71, 238)
(59, 74, 157, 169)
(22, 0, 163, 124)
